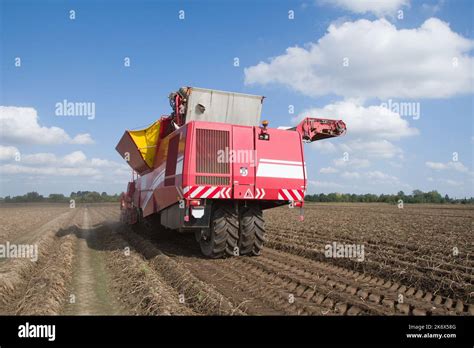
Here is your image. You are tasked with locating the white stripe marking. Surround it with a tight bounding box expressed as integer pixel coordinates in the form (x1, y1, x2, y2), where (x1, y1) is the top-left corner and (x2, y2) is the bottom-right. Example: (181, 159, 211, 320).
(142, 169, 166, 208)
(257, 163, 304, 179)
(260, 158, 303, 165)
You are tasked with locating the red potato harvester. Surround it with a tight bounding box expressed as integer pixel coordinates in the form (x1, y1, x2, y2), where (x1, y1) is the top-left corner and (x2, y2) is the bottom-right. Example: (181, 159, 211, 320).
(116, 87, 346, 258)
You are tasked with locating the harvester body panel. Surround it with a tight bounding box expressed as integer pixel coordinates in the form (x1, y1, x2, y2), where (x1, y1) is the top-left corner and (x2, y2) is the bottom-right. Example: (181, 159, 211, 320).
(126, 120, 308, 221)
(136, 125, 187, 218)
(180, 87, 264, 126)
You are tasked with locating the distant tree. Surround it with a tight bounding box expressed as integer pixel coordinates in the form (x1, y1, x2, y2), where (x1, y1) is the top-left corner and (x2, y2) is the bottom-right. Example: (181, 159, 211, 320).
(25, 192, 43, 202)
(48, 193, 66, 202)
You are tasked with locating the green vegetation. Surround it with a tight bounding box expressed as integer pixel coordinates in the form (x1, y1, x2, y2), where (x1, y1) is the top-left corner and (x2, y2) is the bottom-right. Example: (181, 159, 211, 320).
(305, 190, 474, 204)
(1, 189, 472, 204)
(0, 191, 121, 203)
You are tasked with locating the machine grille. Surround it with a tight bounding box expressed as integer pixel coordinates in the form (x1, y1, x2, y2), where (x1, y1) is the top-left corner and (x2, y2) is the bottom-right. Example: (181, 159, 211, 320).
(196, 176, 230, 185)
(196, 129, 230, 174)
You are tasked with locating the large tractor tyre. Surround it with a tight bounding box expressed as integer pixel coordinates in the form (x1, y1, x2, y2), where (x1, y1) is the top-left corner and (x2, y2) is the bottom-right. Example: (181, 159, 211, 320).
(199, 204, 239, 258)
(238, 205, 265, 256)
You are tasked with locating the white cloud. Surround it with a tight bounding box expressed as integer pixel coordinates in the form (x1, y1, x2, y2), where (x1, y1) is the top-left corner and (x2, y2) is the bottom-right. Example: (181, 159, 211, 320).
(0, 150, 128, 179)
(333, 157, 371, 168)
(296, 100, 418, 140)
(366, 170, 399, 182)
(0, 106, 94, 145)
(0, 164, 101, 177)
(425, 161, 469, 173)
(22, 153, 57, 165)
(245, 18, 473, 99)
(320, 166, 339, 174)
(428, 177, 464, 187)
(341, 139, 403, 159)
(0, 145, 19, 161)
(63, 151, 88, 166)
(308, 180, 344, 189)
(320, 0, 409, 16)
(341, 170, 399, 184)
(442, 179, 463, 187)
(71, 133, 94, 145)
(90, 158, 125, 168)
(311, 140, 338, 153)
(298, 100, 414, 161)
(426, 161, 446, 170)
(341, 171, 361, 179)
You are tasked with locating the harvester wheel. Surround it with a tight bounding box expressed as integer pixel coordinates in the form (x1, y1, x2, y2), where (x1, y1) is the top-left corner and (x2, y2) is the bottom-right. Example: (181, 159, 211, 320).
(199, 204, 239, 258)
(238, 205, 265, 256)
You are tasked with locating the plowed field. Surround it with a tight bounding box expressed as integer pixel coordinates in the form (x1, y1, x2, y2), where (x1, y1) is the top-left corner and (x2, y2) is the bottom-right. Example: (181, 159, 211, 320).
(0, 203, 472, 315)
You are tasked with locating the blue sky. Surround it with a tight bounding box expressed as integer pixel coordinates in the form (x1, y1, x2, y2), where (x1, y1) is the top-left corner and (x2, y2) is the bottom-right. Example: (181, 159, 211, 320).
(0, 0, 473, 197)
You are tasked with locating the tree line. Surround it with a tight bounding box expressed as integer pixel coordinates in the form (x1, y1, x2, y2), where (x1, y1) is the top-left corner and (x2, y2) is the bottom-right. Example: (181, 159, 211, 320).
(0, 191, 121, 203)
(305, 190, 474, 204)
(1, 189, 472, 204)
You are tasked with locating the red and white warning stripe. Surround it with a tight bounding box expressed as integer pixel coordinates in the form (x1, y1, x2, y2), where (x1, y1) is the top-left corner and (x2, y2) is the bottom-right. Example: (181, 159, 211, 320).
(221, 187, 232, 198)
(255, 188, 266, 199)
(183, 186, 232, 199)
(278, 188, 304, 201)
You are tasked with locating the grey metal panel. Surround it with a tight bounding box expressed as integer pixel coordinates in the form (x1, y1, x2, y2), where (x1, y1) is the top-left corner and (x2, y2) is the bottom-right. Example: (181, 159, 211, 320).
(185, 87, 263, 126)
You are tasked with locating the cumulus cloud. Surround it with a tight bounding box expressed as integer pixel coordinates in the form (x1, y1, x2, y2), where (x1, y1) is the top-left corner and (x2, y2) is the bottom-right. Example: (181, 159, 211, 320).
(333, 156, 371, 168)
(308, 180, 344, 189)
(245, 18, 474, 99)
(341, 171, 361, 179)
(341, 170, 399, 184)
(320, 0, 409, 16)
(440, 179, 463, 187)
(311, 140, 338, 153)
(366, 170, 399, 182)
(0, 145, 19, 161)
(299, 100, 418, 140)
(71, 133, 94, 145)
(22, 153, 57, 165)
(319, 166, 339, 174)
(298, 99, 416, 161)
(0, 150, 129, 178)
(0, 164, 101, 177)
(341, 139, 403, 159)
(425, 161, 469, 173)
(0, 106, 94, 145)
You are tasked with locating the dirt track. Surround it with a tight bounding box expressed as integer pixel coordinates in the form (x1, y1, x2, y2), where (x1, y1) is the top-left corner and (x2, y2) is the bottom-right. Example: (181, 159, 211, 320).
(0, 203, 472, 315)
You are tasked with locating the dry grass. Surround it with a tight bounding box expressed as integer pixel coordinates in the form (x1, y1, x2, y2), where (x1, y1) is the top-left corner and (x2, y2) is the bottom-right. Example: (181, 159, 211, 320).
(105, 231, 195, 315)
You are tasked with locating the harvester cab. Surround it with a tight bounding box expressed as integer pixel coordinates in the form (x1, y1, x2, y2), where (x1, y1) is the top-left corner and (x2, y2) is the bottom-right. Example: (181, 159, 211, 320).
(116, 87, 346, 258)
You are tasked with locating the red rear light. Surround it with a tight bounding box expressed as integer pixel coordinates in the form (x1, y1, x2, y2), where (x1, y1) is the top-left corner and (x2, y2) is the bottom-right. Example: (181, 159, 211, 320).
(189, 199, 201, 206)
(293, 201, 303, 207)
